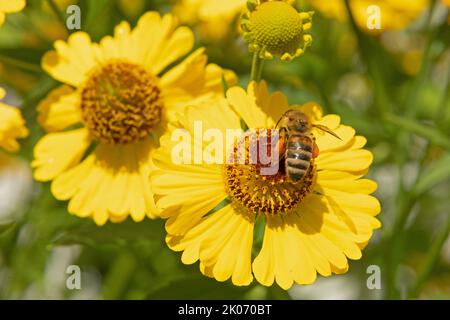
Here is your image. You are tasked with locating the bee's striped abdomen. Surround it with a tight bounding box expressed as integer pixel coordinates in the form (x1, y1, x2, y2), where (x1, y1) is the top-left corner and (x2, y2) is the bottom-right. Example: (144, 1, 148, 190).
(285, 134, 313, 182)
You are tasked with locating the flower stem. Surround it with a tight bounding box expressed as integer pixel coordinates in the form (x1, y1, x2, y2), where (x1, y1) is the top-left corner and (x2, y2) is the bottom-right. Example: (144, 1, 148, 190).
(0, 55, 42, 73)
(46, 0, 67, 27)
(403, 0, 438, 117)
(343, 0, 392, 118)
(435, 69, 450, 130)
(250, 52, 264, 83)
(411, 216, 450, 297)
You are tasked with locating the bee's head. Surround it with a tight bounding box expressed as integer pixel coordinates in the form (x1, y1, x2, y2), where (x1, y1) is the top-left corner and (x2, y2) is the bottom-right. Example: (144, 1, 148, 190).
(282, 110, 311, 133)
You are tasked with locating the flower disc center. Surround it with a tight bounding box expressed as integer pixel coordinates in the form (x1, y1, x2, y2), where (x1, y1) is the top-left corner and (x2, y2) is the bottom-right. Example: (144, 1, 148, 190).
(224, 129, 315, 216)
(80, 60, 163, 145)
(250, 1, 303, 56)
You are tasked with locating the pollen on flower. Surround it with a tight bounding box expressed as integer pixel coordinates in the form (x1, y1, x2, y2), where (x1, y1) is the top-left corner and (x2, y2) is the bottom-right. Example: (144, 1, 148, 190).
(224, 129, 315, 216)
(241, 1, 314, 61)
(80, 60, 163, 145)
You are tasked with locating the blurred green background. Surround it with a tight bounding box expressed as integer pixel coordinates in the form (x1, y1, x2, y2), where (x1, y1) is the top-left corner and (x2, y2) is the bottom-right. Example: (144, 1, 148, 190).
(0, 0, 449, 300)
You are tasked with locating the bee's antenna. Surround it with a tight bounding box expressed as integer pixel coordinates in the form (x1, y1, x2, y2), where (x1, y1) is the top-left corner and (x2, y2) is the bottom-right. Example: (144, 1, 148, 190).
(313, 124, 342, 140)
(274, 111, 289, 129)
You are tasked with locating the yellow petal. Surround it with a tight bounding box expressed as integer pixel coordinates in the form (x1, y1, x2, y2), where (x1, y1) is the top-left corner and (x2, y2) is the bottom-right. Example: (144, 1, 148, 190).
(183, 98, 241, 133)
(315, 125, 355, 153)
(0, 103, 28, 153)
(32, 128, 90, 181)
(42, 32, 101, 87)
(159, 48, 206, 89)
(161, 49, 236, 121)
(37, 86, 82, 132)
(132, 12, 194, 75)
(203, 63, 238, 94)
(296, 215, 348, 270)
(314, 114, 340, 130)
(164, 192, 228, 235)
(0, 0, 25, 12)
(316, 149, 373, 172)
(97, 22, 136, 62)
(254, 215, 312, 290)
(151, 26, 194, 75)
(227, 81, 288, 129)
(316, 177, 378, 195)
(316, 169, 365, 181)
(199, 0, 246, 19)
(168, 206, 254, 286)
(322, 193, 382, 233)
(324, 190, 381, 215)
(51, 138, 158, 224)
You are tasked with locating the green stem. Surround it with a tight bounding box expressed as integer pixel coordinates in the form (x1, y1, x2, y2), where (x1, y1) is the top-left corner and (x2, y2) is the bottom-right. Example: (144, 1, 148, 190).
(435, 68, 450, 130)
(250, 52, 264, 83)
(102, 252, 137, 299)
(384, 193, 416, 297)
(411, 215, 450, 297)
(404, 0, 438, 117)
(46, 0, 67, 27)
(0, 55, 42, 73)
(384, 1, 441, 298)
(343, 0, 391, 118)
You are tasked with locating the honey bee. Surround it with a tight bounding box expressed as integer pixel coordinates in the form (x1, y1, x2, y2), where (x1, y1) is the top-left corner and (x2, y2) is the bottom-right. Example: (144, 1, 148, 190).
(275, 109, 341, 182)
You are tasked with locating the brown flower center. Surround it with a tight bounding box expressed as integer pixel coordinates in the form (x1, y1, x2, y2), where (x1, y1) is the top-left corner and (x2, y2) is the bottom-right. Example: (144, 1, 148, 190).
(80, 60, 163, 144)
(224, 129, 315, 216)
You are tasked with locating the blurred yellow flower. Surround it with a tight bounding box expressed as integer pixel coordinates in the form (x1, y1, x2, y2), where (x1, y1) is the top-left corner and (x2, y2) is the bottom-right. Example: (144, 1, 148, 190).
(32, 11, 236, 226)
(0, 0, 25, 26)
(308, 0, 429, 33)
(174, 0, 247, 40)
(0, 88, 28, 153)
(152, 81, 381, 289)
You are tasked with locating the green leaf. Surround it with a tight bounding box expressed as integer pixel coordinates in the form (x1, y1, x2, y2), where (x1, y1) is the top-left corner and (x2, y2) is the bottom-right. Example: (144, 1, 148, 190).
(52, 219, 166, 247)
(0, 222, 15, 236)
(146, 275, 252, 300)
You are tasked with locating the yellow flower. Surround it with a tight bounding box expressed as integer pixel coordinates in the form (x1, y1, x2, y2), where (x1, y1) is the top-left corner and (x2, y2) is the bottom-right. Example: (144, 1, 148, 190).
(0, 0, 25, 26)
(176, 0, 246, 22)
(151, 81, 381, 289)
(32, 12, 236, 226)
(241, 0, 313, 60)
(174, 0, 247, 40)
(0, 87, 28, 153)
(308, 0, 429, 33)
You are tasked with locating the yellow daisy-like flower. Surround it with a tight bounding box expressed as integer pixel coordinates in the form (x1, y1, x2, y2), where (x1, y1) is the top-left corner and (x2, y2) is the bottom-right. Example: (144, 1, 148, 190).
(152, 81, 381, 289)
(32, 12, 236, 226)
(0, 0, 25, 26)
(174, 0, 247, 40)
(308, 0, 429, 33)
(241, 0, 313, 61)
(0, 87, 28, 154)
